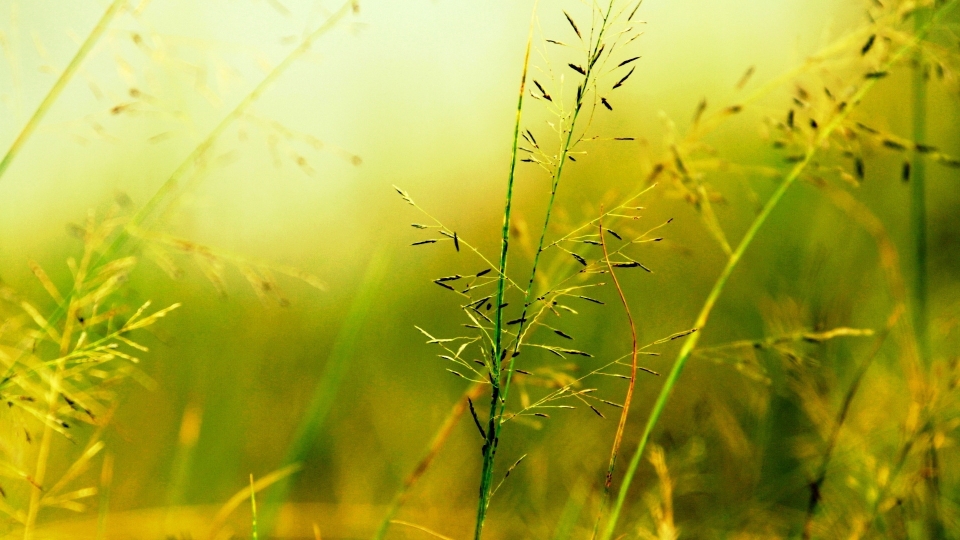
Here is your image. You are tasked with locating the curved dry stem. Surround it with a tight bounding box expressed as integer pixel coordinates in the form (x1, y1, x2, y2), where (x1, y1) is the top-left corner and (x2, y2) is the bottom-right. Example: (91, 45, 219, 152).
(591, 209, 639, 539)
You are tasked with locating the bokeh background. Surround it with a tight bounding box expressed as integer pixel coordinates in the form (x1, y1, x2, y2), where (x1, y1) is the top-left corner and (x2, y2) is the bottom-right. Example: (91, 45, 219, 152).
(1, 0, 959, 538)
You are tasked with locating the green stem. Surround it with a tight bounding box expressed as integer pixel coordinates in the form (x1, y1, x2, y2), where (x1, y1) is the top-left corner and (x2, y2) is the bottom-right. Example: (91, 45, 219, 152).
(598, 4, 957, 537)
(0, 0, 125, 183)
(476, 4, 615, 537)
(261, 247, 392, 534)
(500, 0, 615, 432)
(911, 5, 930, 367)
(910, 6, 943, 539)
(473, 8, 536, 539)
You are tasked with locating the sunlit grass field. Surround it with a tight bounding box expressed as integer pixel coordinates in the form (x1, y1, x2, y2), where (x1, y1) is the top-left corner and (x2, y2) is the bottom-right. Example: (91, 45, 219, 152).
(1, 0, 959, 538)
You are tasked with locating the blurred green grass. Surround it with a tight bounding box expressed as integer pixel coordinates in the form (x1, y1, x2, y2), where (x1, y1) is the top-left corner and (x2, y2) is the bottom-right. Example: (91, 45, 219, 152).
(1, 0, 959, 538)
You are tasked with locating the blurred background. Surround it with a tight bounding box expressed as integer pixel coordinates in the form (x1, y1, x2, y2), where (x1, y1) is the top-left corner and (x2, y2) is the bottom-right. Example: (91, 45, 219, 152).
(1, 0, 958, 538)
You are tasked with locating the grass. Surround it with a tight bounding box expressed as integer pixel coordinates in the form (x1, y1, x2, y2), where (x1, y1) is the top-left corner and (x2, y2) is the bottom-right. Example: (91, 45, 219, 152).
(0, 1, 358, 536)
(3, 0, 960, 538)
(591, 208, 640, 538)
(600, 4, 960, 538)
(472, 2, 538, 535)
(398, 2, 670, 537)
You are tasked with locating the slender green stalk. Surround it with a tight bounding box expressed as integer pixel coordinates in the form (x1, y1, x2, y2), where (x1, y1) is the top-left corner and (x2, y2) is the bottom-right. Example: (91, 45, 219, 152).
(0, 0, 125, 184)
(250, 474, 259, 540)
(478, 4, 618, 536)
(498, 0, 618, 459)
(261, 247, 392, 534)
(598, 4, 957, 537)
(910, 6, 943, 539)
(911, 6, 930, 366)
(474, 6, 537, 537)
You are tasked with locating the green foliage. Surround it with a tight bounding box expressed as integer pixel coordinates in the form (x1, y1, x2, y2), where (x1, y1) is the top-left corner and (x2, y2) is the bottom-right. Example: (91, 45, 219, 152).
(2, 0, 960, 538)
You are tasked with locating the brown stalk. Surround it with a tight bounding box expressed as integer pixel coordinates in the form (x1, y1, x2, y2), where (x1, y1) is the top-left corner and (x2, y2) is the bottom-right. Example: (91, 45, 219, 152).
(591, 208, 639, 539)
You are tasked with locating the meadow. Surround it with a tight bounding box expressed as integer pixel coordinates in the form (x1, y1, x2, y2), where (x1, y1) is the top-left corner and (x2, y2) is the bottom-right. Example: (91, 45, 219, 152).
(1, 0, 959, 538)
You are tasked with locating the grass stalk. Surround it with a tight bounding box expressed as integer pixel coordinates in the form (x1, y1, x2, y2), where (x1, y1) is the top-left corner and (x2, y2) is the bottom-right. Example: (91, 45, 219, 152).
(591, 210, 639, 539)
(598, 5, 957, 537)
(250, 474, 260, 540)
(481, 9, 621, 531)
(250, 474, 259, 540)
(910, 6, 943, 538)
(0, 0, 125, 184)
(473, 6, 537, 537)
(374, 382, 485, 540)
(23, 227, 100, 539)
(261, 247, 392, 534)
(95, 453, 114, 540)
(911, 5, 930, 367)
(207, 464, 301, 540)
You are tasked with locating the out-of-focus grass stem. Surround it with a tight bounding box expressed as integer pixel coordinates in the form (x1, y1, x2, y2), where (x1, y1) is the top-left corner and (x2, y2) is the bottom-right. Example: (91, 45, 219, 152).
(910, 5, 943, 538)
(262, 248, 392, 534)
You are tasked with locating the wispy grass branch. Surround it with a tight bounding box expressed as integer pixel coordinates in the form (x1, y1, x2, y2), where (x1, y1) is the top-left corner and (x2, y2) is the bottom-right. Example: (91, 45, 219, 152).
(38, 0, 357, 336)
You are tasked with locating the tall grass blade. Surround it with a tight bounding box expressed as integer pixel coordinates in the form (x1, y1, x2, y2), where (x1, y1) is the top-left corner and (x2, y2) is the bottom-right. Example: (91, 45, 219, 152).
(261, 247, 393, 533)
